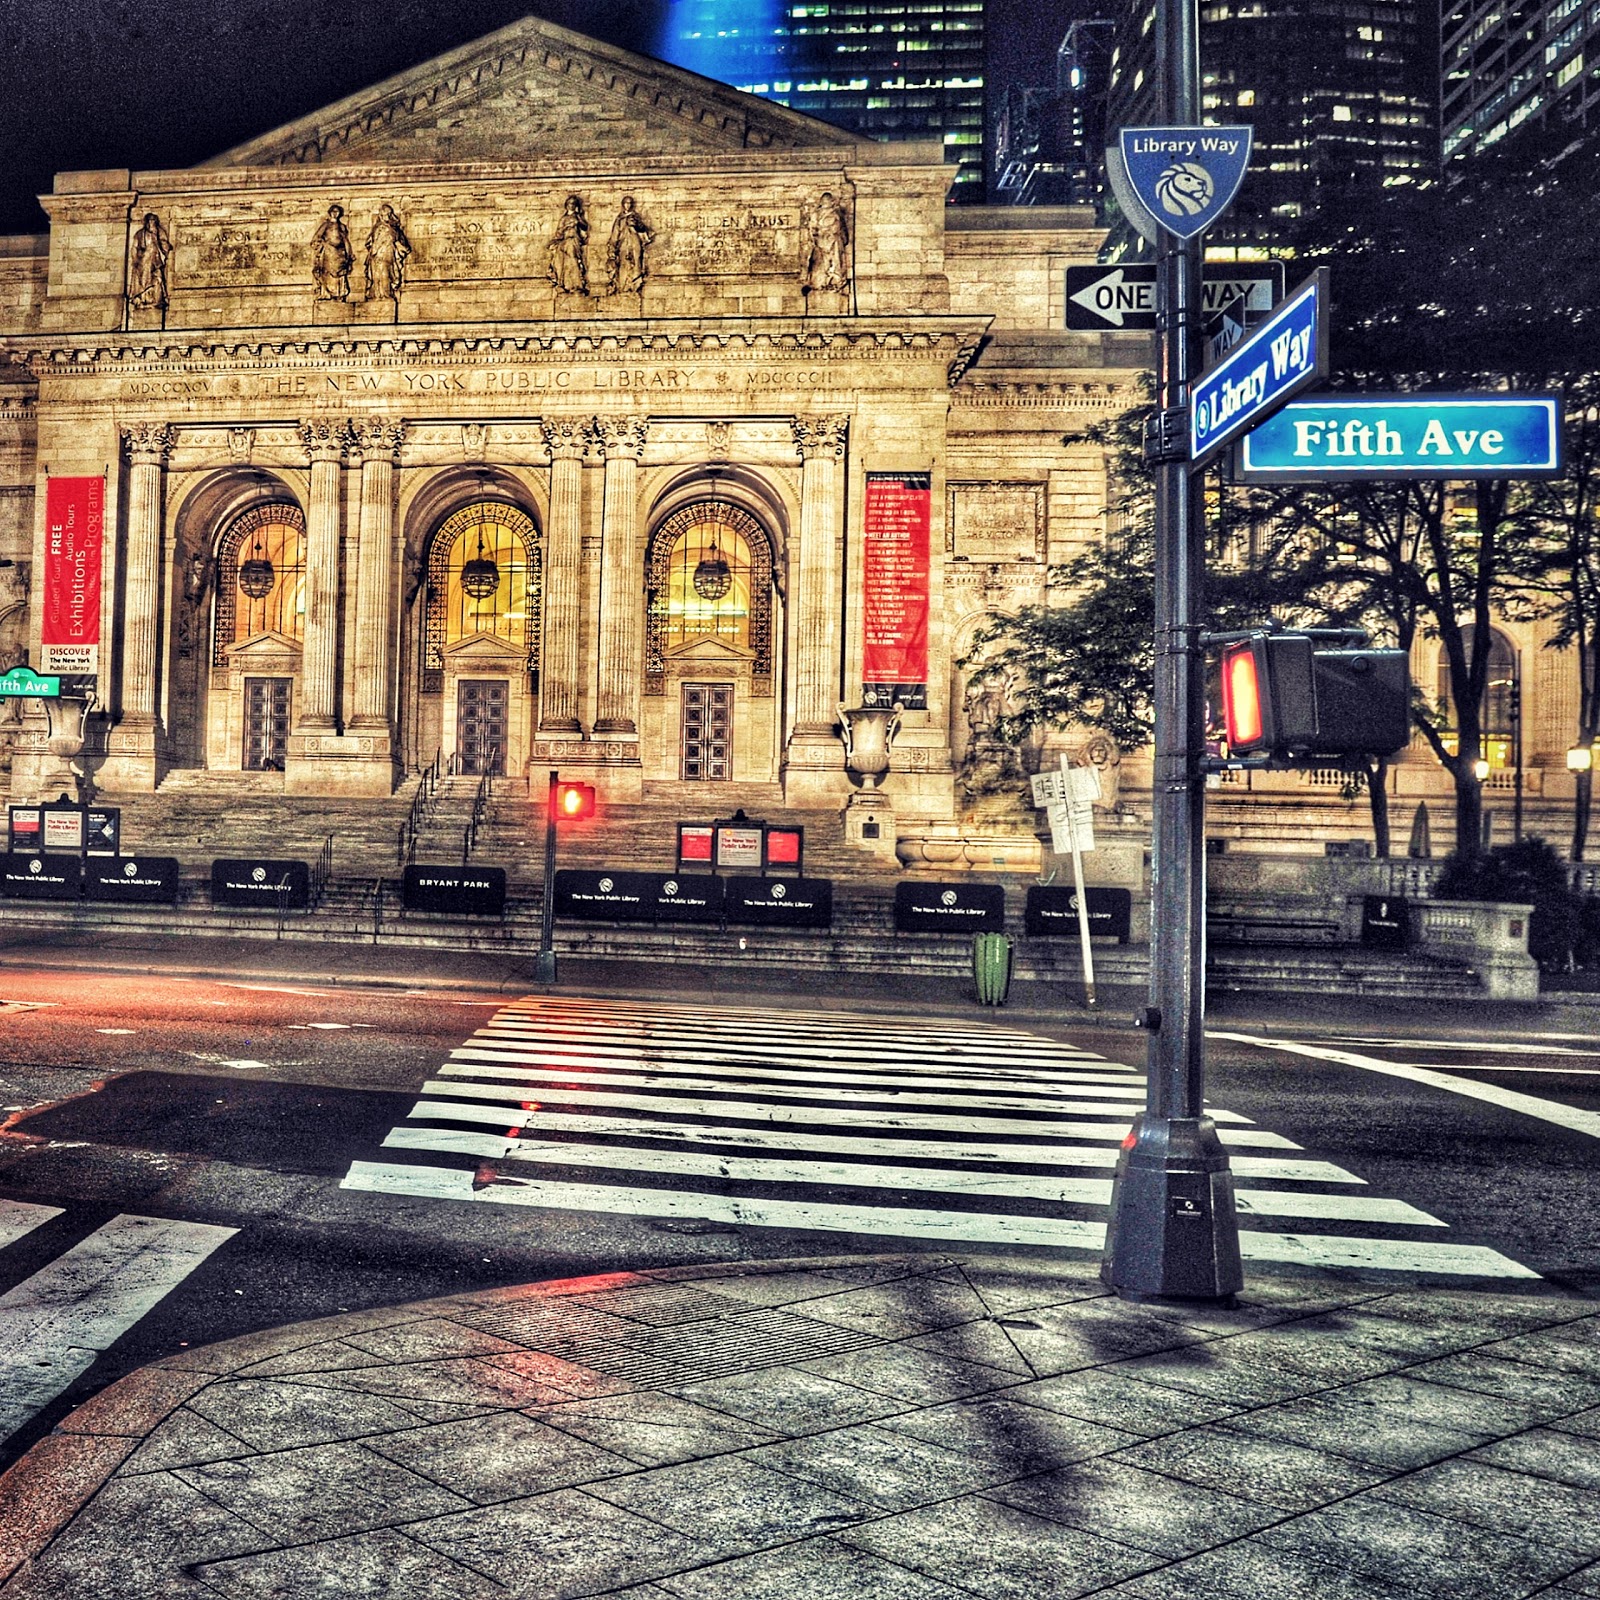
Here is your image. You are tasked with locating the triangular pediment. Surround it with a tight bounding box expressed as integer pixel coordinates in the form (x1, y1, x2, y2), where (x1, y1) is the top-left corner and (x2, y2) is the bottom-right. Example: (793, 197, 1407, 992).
(225, 630, 302, 659)
(205, 13, 869, 171)
(443, 632, 525, 662)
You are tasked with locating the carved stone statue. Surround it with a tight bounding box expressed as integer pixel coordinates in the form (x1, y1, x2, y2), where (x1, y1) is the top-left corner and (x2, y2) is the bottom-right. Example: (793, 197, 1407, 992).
(363, 204, 411, 301)
(607, 196, 653, 295)
(311, 204, 353, 301)
(547, 194, 589, 295)
(182, 551, 213, 606)
(803, 191, 850, 295)
(127, 213, 172, 311)
(838, 701, 903, 791)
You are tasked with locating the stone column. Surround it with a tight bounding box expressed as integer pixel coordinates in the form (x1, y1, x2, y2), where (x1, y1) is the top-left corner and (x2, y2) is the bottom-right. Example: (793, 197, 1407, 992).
(593, 416, 648, 735)
(296, 419, 348, 733)
(539, 417, 592, 734)
(789, 415, 850, 739)
(119, 421, 174, 730)
(348, 417, 405, 734)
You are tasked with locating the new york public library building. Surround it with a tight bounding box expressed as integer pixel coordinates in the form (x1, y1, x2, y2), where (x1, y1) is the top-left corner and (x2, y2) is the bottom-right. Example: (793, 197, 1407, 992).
(0, 13, 1582, 888)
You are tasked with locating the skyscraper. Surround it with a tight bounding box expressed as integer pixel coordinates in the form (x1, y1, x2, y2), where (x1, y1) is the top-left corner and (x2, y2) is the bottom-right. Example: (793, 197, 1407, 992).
(1441, 0, 1599, 162)
(992, 18, 1116, 208)
(659, 0, 987, 199)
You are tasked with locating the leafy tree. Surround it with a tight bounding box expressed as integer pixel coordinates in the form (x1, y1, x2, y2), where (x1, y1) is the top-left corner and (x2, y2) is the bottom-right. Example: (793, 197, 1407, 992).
(1436, 836, 1580, 970)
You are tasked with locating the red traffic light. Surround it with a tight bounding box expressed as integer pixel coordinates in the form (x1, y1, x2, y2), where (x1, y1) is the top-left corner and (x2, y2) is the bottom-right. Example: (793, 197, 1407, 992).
(1221, 644, 1265, 750)
(554, 781, 596, 820)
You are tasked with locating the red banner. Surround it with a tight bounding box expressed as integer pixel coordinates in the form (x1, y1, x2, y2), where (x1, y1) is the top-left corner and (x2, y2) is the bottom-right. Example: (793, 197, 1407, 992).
(42, 476, 104, 675)
(861, 471, 931, 709)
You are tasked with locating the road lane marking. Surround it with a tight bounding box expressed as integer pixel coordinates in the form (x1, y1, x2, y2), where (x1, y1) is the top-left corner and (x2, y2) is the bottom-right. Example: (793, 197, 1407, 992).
(0, 1214, 236, 1444)
(0, 1199, 63, 1251)
(342, 1160, 1526, 1274)
(1212, 1032, 1600, 1141)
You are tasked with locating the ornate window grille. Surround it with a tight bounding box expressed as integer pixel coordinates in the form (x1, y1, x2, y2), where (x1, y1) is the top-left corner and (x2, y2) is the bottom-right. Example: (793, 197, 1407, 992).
(423, 500, 542, 695)
(214, 503, 307, 666)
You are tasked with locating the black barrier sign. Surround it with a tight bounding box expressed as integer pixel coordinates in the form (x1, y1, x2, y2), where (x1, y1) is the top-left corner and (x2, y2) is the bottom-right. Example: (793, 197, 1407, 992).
(211, 858, 310, 910)
(555, 869, 657, 921)
(894, 880, 1005, 933)
(725, 876, 833, 928)
(0, 852, 81, 899)
(1025, 885, 1134, 942)
(1361, 894, 1409, 950)
(403, 864, 507, 916)
(653, 874, 723, 922)
(87, 856, 180, 903)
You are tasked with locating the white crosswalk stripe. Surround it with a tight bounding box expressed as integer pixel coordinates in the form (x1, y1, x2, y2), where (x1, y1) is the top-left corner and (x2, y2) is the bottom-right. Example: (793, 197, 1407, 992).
(0, 1212, 236, 1444)
(341, 996, 1537, 1279)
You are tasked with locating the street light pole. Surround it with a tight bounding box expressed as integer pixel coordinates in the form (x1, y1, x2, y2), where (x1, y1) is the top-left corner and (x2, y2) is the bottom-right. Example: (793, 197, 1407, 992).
(536, 768, 559, 984)
(1511, 655, 1523, 844)
(1101, 0, 1243, 1301)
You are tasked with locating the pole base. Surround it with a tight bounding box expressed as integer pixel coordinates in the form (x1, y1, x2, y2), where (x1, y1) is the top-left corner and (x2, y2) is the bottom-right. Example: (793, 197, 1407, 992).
(533, 950, 558, 985)
(1101, 1114, 1243, 1302)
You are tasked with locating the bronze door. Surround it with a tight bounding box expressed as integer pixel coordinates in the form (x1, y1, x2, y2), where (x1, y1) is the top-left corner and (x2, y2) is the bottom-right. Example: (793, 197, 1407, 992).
(681, 683, 733, 780)
(457, 679, 508, 775)
(243, 677, 291, 771)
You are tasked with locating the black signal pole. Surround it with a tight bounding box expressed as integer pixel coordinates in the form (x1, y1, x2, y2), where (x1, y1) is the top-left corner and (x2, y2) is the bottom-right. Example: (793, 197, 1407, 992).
(1100, 0, 1244, 1300)
(536, 768, 559, 985)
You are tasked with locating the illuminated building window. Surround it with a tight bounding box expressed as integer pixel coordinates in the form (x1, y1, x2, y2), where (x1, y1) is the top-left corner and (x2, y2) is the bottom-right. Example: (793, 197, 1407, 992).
(1332, 102, 1354, 117)
(423, 501, 541, 693)
(215, 503, 306, 664)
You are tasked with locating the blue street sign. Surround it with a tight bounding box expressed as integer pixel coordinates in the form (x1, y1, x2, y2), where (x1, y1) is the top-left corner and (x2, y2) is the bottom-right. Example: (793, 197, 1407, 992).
(1233, 395, 1563, 480)
(1106, 126, 1252, 243)
(1189, 268, 1328, 468)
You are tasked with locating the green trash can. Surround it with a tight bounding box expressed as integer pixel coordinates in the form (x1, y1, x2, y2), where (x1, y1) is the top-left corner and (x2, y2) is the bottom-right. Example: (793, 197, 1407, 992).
(972, 931, 1013, 1006)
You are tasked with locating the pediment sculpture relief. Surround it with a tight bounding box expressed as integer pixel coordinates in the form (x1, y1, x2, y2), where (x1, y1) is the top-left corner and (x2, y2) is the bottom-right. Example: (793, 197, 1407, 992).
(311, 204, 354, 301)
(802, 190, 850, 297)
(547, 194, 590, 296)
(364, 204, 411, 302)
(607, 196, 653, 295)
(127, 212, 173, 313)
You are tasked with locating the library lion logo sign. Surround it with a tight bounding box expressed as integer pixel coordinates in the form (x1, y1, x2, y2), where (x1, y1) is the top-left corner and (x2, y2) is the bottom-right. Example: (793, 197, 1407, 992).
(1156, 162, 1213, 217)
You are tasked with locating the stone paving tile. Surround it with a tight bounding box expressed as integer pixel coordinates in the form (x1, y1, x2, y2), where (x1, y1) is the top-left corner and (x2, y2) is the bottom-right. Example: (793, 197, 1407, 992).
(872, 1394, 1140, 1470)
(1468, 1426, 1600, 1488)
(0, 1470, 263, 1600)
(1280, 1310, 1499, 1361)
(1223, 1394, 1486, 1470)
(185, 1376, 425, 1451)
(795, 1342, 1011, 1404)
(1003, 1366, 1246, 1434)
(529, 1391, 783, 1465)
(283, 1355, 578, 1410)
(117, 1406, 255, 1475)
(1556, 1562, 1600, 1598)
(337, 1318, 525, 1363)
(408, 1487, 719, 1600)
(233, 1340, 395, 1379)
(744, 1421, 1017, 1510)
(655, 1535, 975, 1599)
(368, 1410, 635, 1504)
(788, 1273, 989, 1339)
(1253, 1493, 1580, 1598)
(1404, 1351, 1600, 1413)
(1109, 1422, 1389, 1512)
(1327, 1372, 1547, 1436)
(986, 1457, 1277, 1556)
(178, 1439, 470, 1544)
(673, 1364, 908, 1436)
(583, 1451, 873, 1551)
(195, 1525, 498, 1599)
(1114, 1344, 1324, 1408)
(1484, 1327, 1600, 1379)
(957, 1261, 1110, 1318)
(482, 1349, 630, 1398)
(839, 1492, 1161, 1599)
(1554, 1406, 1600, 1439)
(901, 1317, 1036, 1376)
(1107, 1538, 1420, 1600)
(1370, 1457, 1600, 1555)
(1213, 1327, 1412, 1387)
(1366, 1291, 1595, 1335)
(996, 1301, 1213, 1377)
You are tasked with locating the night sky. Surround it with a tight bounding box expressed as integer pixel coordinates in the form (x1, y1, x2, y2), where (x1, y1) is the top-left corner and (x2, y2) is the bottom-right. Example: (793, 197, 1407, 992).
(0, 0, 1067, 237)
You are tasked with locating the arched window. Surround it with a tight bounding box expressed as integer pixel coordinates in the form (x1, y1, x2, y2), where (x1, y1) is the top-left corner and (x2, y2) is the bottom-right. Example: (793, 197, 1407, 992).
(423, 501, 541, 694)
(646, 500, 774, 696)
(1438, 626, 1518, 767)
(214, 504, 306, 665)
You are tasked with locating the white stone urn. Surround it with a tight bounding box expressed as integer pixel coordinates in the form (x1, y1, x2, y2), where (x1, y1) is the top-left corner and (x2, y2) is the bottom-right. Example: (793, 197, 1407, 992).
(837, 702, 903, 790)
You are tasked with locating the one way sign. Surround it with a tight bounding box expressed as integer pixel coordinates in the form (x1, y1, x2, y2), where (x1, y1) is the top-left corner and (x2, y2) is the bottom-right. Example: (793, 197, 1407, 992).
(1064, 263, 1284, 332)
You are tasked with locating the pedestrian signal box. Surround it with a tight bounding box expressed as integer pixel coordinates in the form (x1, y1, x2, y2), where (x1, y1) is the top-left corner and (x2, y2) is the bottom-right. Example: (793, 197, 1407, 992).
(1218, 633, 1409, 760)
(554, 781, 596, 820)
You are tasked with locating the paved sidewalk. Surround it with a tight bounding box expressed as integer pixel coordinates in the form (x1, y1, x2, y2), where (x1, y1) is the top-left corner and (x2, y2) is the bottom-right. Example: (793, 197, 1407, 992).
(2, 1255, 1600, 1598)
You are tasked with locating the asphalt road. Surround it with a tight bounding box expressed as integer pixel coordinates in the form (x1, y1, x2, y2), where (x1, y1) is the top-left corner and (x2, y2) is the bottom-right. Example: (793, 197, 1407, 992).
(0, 959, 1596, 1478)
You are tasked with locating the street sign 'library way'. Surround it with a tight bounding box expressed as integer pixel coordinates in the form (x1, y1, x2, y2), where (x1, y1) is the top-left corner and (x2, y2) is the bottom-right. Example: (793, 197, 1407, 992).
(1233, 395, 1563, 480)
(1189, 269, 1329, 468)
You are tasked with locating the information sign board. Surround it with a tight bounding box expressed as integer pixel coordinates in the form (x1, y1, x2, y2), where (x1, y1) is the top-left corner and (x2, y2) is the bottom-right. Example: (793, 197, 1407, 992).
(85, 807, 120, 857)
(8, 807, 40, 853)
(86, 856, 180, 904)
(1190, 269, 1328, 468)
(1025, 886, 1133, 942)
(1232, 396, 1563, 481)
(0, 853, 81, 899)
(724, 876, 833, 928)
(210, 858, 310, 910)
(677, 823, 715, 872)
(894, 881, 1005, 934)
(402, 865, 506, 916)
(763, 825, 804, 875)
(40, 806, 84, 853)
(862, 471, 931, 710)
(714, 825, 764, 870)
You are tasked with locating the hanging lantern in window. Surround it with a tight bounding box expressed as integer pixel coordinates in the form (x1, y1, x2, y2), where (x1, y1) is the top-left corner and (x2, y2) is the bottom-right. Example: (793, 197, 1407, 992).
(693, 530, 732, 601)
(460, 524, 501, 600)
(236, 532, 275, 600)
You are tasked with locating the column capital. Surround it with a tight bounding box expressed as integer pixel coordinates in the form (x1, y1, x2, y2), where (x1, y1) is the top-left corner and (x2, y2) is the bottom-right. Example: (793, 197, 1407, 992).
(298, 418, 352, 464)
(121, 421, 175, 466)
(350, 416, 407, 464)
(793, 414, 849, 461)
(541, 416, 596, 461)
(594, 416, 648, 461)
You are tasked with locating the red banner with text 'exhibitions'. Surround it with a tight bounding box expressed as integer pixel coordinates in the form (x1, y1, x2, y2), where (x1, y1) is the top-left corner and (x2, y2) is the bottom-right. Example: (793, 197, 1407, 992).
(862, 471, 931, 710)
(42, 476, 104, 675)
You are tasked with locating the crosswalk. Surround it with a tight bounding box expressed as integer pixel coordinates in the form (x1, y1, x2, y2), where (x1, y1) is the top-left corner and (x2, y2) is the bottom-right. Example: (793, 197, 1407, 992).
(343, 996, 1536, 1279)
(0, 1202, 235, 1445)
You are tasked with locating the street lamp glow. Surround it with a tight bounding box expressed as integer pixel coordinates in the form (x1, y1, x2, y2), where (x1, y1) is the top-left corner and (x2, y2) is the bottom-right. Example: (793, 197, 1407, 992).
(1474, 757, 1491, 781)
(1570, 744, 1595, 773)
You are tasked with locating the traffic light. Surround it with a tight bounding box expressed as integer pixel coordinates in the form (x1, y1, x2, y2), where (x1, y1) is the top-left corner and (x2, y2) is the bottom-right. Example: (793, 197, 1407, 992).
(1217, 632, 1410, 759)
(553, 781, 596, 820)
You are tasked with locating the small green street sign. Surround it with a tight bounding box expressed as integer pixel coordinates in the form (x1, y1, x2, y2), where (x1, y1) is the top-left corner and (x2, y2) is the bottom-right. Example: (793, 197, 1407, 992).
(0, 667, 62, 698)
